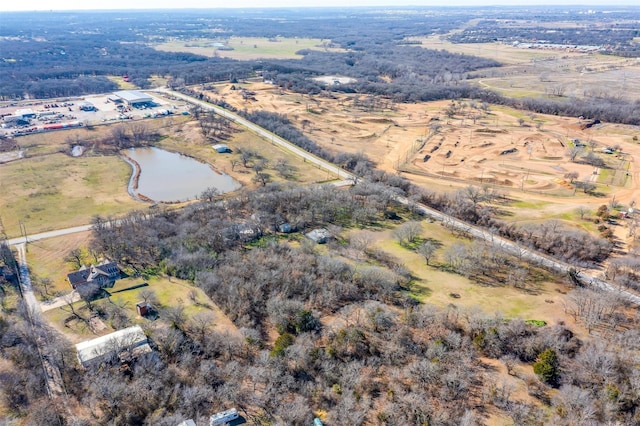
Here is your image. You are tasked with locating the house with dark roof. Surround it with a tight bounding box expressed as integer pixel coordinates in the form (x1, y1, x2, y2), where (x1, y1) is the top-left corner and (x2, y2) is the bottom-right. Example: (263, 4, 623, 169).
(67, 260, 121, 289)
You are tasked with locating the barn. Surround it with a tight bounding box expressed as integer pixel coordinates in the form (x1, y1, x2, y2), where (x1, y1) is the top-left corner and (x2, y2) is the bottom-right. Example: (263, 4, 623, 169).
(75, 325, 152, 368)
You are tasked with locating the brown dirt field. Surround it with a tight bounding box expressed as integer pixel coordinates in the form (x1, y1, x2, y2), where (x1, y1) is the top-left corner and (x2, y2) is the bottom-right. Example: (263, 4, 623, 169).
(198, 82, 640, 254)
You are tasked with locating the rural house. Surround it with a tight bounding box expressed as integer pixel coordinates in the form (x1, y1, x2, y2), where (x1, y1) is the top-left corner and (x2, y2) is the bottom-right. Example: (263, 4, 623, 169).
(67, 260, 121, 290)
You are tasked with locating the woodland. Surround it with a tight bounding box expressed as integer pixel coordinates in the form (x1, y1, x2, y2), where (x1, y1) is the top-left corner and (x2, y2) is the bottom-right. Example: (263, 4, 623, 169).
(2, 5, 640, 426)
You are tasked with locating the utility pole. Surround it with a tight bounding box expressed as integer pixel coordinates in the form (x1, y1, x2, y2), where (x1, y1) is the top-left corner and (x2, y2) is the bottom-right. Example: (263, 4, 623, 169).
(19, 220, 28, 245)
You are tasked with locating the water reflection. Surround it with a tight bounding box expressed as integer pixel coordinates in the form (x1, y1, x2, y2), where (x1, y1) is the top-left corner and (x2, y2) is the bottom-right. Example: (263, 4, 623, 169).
(125, 147, 240, 202)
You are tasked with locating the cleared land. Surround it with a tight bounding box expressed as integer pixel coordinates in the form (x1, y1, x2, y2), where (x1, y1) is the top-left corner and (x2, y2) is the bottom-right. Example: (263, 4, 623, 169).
(412, 34, 640, 101)
(0, 109, 332, 238)
(0, 153, 140, 237)
(154, 36, 344, 60)
(197, 81, 640, 250)
(25, 231, 95, 297)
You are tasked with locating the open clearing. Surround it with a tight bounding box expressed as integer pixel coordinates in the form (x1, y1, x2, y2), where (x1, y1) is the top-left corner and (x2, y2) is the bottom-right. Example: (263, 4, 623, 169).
(198, 81, 640, 250)
(412, 34, 640, 101)
(44, 275, 237, 343)
(26, 231, 95, 297)
(0, 153, 140, 238)
(354, 223, 573, 327)
(154, 36, 344, 61)
(0, 108, 331, 238)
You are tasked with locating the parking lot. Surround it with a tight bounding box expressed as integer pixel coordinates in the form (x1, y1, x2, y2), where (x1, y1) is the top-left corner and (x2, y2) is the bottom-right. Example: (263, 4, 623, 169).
(0, 91, 191, 138)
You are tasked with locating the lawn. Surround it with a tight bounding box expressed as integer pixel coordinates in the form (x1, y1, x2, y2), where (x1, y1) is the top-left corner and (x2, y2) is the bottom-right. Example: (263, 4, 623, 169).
(155, 36, 344, 61)
(107, 75, 137, 90)
(44, 275, 236, 341)
(0, 153, 142, 237)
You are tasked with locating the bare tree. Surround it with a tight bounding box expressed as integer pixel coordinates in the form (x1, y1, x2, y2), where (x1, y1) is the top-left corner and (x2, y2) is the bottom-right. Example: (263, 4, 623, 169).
(392, 221, 423, 246)
(138, 288, 159, 307)
(576, 206, 589, 220)
(568, 146, 583, 162)
(200, 187, 220, 202)
(64, 248, 86, 270)
(416, 240, 438, 265)
(129, 122, 149, 145)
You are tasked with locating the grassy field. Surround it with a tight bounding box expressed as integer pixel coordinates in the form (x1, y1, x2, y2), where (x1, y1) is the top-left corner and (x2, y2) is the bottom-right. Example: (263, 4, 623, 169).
(107, 75, 137, 90)
(154, 36, 344, 61)
(0, 153, 141, 238)
(25, 231, 95, 297)
(44, 275, 236, 342)
(355, 222, 569, 324)
(412, 34, 640, 101)
(160, 117, 335, 187)
(0, 111, 334, 238)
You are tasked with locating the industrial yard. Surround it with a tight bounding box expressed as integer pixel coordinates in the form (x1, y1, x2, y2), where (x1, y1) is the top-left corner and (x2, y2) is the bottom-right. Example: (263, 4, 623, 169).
(0, 90, 190, 140)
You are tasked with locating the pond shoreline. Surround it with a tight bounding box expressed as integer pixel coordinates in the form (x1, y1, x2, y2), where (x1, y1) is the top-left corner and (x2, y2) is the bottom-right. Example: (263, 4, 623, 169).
(121, 147, 240, 203)
(120, 153, 147, 203)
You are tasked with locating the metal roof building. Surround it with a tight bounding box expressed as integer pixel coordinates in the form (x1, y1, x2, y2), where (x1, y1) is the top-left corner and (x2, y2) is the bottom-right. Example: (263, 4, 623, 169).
(75, 325, 151, 368)
(113, 90, 153, 106)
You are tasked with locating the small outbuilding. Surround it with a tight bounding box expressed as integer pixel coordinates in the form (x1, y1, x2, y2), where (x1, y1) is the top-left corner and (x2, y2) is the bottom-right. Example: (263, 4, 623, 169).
(210, 408, 239, 426)
(278, 223, 293, 233)
(136, 301, 152, 317)
(305, 228, 330, 244)
(177, 420, 196, 426)
(212, 144, 231, 153)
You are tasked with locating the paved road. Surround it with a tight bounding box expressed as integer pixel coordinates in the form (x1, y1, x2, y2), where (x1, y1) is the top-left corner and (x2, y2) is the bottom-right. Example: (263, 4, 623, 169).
(41, 291, 81, 312)
(159, 88, 640, 305)
(15, 243, 66, 397)
(155, 88, 354, 181)
(7, 224, 93, 246)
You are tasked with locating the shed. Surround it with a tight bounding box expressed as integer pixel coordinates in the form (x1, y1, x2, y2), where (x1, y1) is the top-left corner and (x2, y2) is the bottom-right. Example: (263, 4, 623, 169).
(75, 325, 151, 368)
(114, 90, 153, 106)
(305, 228, 330, 244)
(278, 223, 292, 233)
(177, 420, 196, 426)
(212, 144, 231, 153)
(79, 101, 95, 111)
(136, 301, 151, 317)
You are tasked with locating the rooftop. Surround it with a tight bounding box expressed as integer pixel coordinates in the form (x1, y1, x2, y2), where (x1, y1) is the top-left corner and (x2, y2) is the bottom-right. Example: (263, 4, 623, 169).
(114, 90, 153, 103)
(75, 325, 151, 367)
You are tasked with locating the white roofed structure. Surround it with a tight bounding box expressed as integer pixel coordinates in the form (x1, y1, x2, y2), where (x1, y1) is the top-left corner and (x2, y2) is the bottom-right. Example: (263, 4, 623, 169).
(114, 90, 153, 106)
(210, 408, 239, 426)
(75, 325, 151, 367)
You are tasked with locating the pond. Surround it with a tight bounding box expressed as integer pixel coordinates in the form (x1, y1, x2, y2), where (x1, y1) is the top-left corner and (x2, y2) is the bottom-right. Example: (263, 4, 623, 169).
(125, 147, 240, 202)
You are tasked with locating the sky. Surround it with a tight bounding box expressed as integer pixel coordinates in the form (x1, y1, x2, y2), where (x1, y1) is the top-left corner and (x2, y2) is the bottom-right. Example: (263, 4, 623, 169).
(1, 0, 638, 12)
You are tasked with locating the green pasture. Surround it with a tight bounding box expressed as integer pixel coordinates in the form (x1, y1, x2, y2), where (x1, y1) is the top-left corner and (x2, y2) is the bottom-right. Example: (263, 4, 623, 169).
(0, 153, 140, 237)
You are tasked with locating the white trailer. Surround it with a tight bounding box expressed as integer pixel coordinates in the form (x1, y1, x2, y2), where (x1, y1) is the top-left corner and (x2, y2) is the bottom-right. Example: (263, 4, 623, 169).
(209, 408, 239, 426)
